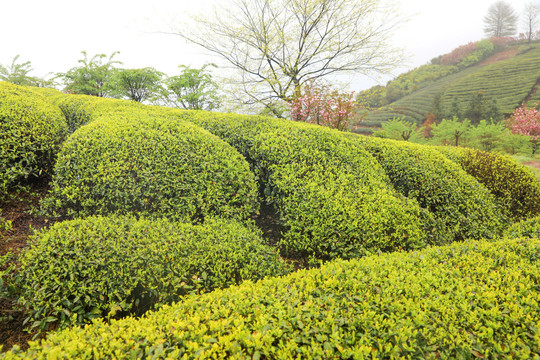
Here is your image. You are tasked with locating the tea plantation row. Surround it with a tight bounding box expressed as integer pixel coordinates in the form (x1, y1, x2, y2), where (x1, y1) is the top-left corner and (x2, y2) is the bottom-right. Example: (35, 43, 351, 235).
(1, 82, 539, 358)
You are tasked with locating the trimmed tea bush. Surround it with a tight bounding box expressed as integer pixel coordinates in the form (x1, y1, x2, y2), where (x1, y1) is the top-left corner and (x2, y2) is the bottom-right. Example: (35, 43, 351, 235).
(346, 135, 508, 243)
(6, 237, 540, 359)
(0, 82, 66, 195)
(187, 113, 428, 262)
(437, 146, 540, 221)
(16, 215, 289, 332)
(504, 215, 540, 238)
(42, 113, 258, 222)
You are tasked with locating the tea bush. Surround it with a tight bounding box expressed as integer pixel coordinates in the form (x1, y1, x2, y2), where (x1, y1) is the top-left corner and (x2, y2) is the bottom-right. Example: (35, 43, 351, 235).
(16, 215, 289, 332)
(187, 113, 428, 263)
(0, 82, 66, 196)
(41, 113, 258, 222)
(6, 237, 540, 359)
(437, 146, 540, 221)
(346, 135, 508, 243)
(504, 215, 540, 239)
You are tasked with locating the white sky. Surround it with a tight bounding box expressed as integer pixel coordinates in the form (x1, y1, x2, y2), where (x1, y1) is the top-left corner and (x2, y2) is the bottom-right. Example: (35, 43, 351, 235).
(0, 0, 536, 91)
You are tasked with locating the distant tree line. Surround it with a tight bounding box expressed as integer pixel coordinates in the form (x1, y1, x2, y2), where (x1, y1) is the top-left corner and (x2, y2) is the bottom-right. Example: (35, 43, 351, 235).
(0, 52, 220, 111)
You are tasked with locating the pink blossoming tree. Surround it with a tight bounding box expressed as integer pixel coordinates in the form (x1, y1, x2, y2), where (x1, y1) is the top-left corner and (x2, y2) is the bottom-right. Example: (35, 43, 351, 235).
(507, 103, 540, 154)
(291, 81, 355, 132)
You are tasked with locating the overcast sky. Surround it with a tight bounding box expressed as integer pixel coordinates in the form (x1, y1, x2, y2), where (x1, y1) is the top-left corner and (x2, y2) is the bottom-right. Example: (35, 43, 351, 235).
(1, 0, 536, 91)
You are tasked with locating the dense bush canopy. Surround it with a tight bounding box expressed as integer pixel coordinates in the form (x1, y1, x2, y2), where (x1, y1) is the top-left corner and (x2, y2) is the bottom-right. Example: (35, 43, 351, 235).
(41, 112, 258, 222)
(17, 215, 289, 332)
(0, 82, 66, 196)
(6, 237, 540, 359)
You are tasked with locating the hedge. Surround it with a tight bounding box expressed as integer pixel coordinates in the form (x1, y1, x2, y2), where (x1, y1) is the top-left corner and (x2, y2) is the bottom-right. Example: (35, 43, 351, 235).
(5, 237, 539, 359)
(437, 146, 540, 221)
(14, 215, 289, 332)
(504, 214, 540, 238)
(345, 135, 508, 243)
(41, 112, 258, 222)
(186, 113, 428, 263)
(0, 82, 66, 196)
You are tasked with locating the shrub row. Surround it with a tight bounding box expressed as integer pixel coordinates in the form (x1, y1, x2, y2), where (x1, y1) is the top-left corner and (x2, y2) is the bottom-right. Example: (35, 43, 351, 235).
(437, 146, 540, 221)
(344, 136, 508, 243)
(505, 214, 540, 238)
(5, 237, 540, 359)
(186, 112, 428, 263)
(41, 112, 259, 223)
(0, 82, 67, 196)
(14, 215, 289, 332)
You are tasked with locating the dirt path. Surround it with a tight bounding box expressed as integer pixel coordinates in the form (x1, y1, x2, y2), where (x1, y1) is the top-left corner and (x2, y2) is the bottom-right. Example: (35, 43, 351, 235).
(524, 160, 540, 169)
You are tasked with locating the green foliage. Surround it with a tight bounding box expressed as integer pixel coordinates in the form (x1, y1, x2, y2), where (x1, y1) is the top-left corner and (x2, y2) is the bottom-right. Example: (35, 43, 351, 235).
(430, 117, 471, 146)
(458, 39, 494, 68)
(187, 113, 427, 263)
(163, 64, 220, 110)
(437, 146, 540, 221)
(372, 117, 423, 142)
(349, 136, 508, 243)
(7, 238, 540, 359)
(0, 82, 67, 197)
(16, 215, 289, 332)
(361, 43, 540, 129)
(41, 111, 258, 223)
(111, 67, 164, 103)
(504, 215, 540, 238)
(0, 55, 50, 87)
(467, 119, 507, 151)
(57, 51, 121, 97)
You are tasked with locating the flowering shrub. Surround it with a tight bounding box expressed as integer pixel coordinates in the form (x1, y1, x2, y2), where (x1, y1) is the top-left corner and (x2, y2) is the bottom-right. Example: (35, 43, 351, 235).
(507, 103, 540, 154)
(291, 81, 355, 131)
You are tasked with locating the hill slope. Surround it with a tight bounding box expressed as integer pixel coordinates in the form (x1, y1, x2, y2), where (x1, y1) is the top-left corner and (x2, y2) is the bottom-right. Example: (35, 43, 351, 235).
(356, 42, 540, 133)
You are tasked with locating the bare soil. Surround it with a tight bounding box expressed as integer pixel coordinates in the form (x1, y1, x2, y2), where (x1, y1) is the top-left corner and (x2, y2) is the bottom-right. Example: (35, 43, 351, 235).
(524, 160, 540, 169)
(479, 47, 520, 65)
(0, 179, 54, 352)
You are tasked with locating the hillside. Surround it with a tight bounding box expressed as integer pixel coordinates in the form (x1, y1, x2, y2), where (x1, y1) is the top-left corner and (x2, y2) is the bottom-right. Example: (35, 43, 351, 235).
(355, 41, 540, 134)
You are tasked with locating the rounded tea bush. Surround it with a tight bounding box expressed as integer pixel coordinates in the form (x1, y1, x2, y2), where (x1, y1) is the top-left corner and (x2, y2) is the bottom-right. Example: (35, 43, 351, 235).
(504, 215, 540, 239)
(42, 114, 259, 222)
(437, 146, 540, 221)
(17, 215, 290, 332)
(0, 82, 66, 195)
(8, 238, 540, 359)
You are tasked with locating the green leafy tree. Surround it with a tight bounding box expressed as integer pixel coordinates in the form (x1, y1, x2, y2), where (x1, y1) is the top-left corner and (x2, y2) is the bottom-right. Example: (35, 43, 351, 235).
(111, 68, 164, 103)
(164, 64, 220, 110)
(431, 117, 471, 147)
(483, 1, 518, 37)
(178, 0, 404, 112)
(0, 55, 45, 86)
(373, 117, 423, 142)
(466, 92, 488, 125)
(468, 120, 506, 152)
(58, 51, 121, 97)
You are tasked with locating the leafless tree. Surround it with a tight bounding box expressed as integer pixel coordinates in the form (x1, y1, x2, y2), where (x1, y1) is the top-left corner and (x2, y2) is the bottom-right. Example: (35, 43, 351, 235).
(177, 0, 404, 115)
(483, 1, 518, 37)
(523, 2, 540, 43)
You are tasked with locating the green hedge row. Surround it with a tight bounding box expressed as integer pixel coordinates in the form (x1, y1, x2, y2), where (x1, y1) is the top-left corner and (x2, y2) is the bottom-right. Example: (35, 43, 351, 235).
(14, 215, 289, 332)
(186, 113, 428, 263)
(41, 111, 258, 223)
(0, 82, 67, 196)
(505, 214, 540, 238)
(5, 237, 539, 359)
(344, 136, 508, 243)
(437, 146, 540, 221)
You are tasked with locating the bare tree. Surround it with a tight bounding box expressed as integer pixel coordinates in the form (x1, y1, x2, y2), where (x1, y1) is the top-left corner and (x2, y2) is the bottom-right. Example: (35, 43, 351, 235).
(523, 2, 540, 43)
(483, 1, 518, 38)
(176, 0, 404, 115)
